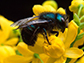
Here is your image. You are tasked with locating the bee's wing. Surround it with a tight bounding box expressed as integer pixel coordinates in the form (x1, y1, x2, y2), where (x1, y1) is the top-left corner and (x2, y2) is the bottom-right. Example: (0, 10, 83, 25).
(27, 19, 48, 25)
(17, 19, 49, 29)
(11, 16, 38, 27)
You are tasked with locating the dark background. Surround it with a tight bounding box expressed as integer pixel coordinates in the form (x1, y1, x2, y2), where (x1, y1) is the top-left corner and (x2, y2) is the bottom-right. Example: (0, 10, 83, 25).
(0, 0, 73, 22)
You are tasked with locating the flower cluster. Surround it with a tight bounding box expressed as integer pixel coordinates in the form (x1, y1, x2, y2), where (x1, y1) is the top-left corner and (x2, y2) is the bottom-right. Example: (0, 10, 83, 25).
(0, 0, 84, 63)
(0, 15, 20, 63)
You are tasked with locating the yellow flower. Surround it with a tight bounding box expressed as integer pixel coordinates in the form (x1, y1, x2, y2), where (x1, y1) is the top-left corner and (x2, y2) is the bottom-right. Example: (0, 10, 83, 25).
(28, 6, 66, 54)
(0, 15, 19, 46)
(43, 36, 65, 58)
(4, 42, 49, 63)
(43, 21, 83, 63)
(32, 5, 56, 16)
(0, 46, 16, 63)
(69, 0, 84, 15)
(69, 30, 84, 63)
(32, 4, 66, 16)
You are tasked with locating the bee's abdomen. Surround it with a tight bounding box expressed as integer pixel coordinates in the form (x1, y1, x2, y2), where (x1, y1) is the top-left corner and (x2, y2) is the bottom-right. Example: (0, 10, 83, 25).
(21, 25, 38, 46)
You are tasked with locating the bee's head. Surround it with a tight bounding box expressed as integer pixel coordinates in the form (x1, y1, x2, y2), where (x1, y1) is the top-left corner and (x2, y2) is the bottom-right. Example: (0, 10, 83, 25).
(55, 13, 69, 32)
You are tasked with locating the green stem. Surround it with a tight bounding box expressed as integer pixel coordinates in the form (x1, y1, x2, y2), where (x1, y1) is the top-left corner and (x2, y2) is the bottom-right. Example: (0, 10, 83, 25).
(34, 53, 44, 63)
(79, 15, 84, 21)
(81, 47, 84, 50)
(19, 30, 23, 42)
(38, 56, 44, 63)
(78, 4, 83, 17)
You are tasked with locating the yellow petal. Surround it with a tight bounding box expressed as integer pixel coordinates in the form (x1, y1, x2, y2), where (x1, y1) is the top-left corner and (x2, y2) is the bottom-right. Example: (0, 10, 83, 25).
(30, 53, 49, 63)
(6, 20, 20, 38)
(42, 0, 58, 9)
(28, 33, 44, 54)
(3, 55, 32, 63)
(32, 5, 46, 16)
(64, 47, 83, 58)
(4, 38, 19, 46)
(54, 56, 66, 63)
(0, 15, 11, 31)
(73, 30, 84, 47)
(32, 5, 56, 16)
(0, 15, 10, 43)
(43, 35, 65, 58)
(43, 5, 56, 13)
(17, 42, 34, 57)
(58, 28, 68, 42)
(0, 46, 16, 60)
(39, 53, 49, 63)
(47, 56, 66, 63)
(46, 57, 57, 63)
(56, 7, 66, 15)
(28, 44, 44, 54)
(76, 56, 84, 63)
(0, 15, 19, 43)
(32, 58, 40, 63)
(64, 20, 78, 49)
(0, 31, 7, 44)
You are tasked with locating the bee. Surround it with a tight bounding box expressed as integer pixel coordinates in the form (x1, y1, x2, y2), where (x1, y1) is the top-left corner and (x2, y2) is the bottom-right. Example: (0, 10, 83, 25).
(11, 12, 69, 46)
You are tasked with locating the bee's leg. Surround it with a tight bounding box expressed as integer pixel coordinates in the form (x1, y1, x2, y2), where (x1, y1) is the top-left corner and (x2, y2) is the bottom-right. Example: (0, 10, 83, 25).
(30, 26, 40, 42)
(51, 31, 59, 36)
(33, 26, 40, 36)
(43, 28, 51, 45)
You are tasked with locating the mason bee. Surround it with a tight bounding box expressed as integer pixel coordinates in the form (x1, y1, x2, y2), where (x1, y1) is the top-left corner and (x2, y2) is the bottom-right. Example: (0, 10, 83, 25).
(11, 12, 69, 46)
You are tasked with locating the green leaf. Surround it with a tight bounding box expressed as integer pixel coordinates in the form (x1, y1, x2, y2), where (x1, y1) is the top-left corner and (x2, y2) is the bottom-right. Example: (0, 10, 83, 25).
(79, 22, 84, 30)
(65, 58, 71, 63)
(78, 4, 84, 17)
(70, 40, 76, 47)
(79, 15, 84, 22)
(76, 32, 84, 41)
(81, 47, 84, 50)
(73, 13, 80, 26)
(78, 28, 80, 34)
